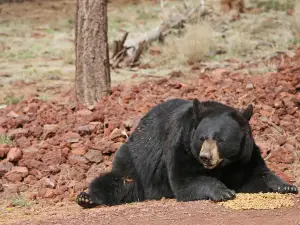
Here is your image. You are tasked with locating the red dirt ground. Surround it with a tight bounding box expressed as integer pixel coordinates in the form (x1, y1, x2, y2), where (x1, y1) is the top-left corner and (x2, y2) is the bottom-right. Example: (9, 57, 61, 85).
(4, 197, 300, 225)
(0, 48, 300, 224)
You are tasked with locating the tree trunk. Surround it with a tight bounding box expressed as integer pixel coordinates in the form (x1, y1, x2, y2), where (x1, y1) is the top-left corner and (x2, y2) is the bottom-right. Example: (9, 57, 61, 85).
(75, 0, 111, 106)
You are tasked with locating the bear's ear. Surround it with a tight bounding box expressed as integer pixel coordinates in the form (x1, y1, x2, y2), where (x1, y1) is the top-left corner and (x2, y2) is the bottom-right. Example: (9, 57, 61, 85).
(192, 98, 207, 122)
(241, 104, 253, 121)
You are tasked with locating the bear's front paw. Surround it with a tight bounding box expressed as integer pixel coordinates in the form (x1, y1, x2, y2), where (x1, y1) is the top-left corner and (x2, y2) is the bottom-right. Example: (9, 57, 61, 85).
(208, 187, 236, 202)
(272, 183, 298, 194)
(76, 192, 98, 208)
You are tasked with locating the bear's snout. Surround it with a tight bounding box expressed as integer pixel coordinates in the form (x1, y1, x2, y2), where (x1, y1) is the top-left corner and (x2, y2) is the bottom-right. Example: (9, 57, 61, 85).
(199, 139, 222, 169)
(199, 152, 212, 164)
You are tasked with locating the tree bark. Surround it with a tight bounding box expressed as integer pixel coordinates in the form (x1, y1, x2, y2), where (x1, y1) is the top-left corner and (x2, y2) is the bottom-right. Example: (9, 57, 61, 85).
(75, 0, 111, 106)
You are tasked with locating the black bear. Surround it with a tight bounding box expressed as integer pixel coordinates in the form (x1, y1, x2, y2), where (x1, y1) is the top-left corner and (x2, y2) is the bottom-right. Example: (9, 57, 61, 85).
(76, 98, 298, 208)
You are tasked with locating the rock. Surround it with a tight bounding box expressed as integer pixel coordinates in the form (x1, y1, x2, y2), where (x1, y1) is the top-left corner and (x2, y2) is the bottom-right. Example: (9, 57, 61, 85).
(5, 166, 29, 182)
(24, 175, 38, 185)
(18, 183, 29, 192)
(15, 136, 31, 148)
(276, 136, 287, 146)
(84, 150, 103, 163)
(0, 144, 10, 158)
(0, 127, 6, 135)
(43, 124, 58, 139)
(70, 143, 87, 156)
(76, 125, 91, 135)
(268, 147, 296, 164)
(7, 128, 29, 139)
(0, 117, 7, 126)
(63, 131, 81, 143)
(274, 100, 283, 108)
(71, 148, 87, 156)
(0, 184, 3, 192)
(47, 164, 60, 174)
(68, 155, 89, 165)
(246, 83, 254, 89)
(7, 148, 23, 162)
(23, 103, 39, 114)
(29, 125, 43, 137)
(76, 109, 93, 117)
(109, 128, 125, 141)
(259, 110, 272, 117)
(88, 122, 103, 133)
(6, 111, 19, 118)
(41, 149, 66, 165)
(27, 192, 38, 200)
(15, 115, 31, 127)
(22, 146, 39, 154)
(38, 188, 56, 198)
(0, 161, 14, 177)
(86, 163, 108, 183)
(43, 178, 56, 189)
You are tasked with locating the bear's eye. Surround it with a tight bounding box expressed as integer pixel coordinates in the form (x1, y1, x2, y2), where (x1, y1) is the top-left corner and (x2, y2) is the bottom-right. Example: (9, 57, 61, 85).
(199, 136, 207, 142)
(217, 138, 225, 143)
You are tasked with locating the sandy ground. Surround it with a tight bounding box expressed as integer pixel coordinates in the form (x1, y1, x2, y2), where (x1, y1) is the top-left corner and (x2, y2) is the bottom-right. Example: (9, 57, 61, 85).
(2, 197, 300, 225)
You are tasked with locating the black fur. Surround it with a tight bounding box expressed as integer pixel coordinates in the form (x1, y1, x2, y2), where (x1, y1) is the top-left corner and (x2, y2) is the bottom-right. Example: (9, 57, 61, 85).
(76, 98, 298, 208)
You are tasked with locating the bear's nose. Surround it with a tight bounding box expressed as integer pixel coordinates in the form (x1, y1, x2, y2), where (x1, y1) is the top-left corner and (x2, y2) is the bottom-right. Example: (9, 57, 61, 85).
(199, 152, 211, 164)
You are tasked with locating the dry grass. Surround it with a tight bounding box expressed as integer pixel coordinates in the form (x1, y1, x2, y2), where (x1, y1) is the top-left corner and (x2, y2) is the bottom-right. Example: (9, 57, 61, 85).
(227, 31, 254, 57)
(294, 2, 300, 32)
(174, 23, 217, 62)
(151, 22, 217, 66)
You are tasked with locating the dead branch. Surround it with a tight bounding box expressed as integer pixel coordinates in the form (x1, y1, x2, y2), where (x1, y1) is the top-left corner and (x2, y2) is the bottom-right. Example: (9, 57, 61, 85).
(110, 0, 207, 68)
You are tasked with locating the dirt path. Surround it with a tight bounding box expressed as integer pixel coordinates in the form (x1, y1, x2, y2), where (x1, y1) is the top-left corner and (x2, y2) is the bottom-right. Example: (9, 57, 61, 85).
(3, 198, 300, 225)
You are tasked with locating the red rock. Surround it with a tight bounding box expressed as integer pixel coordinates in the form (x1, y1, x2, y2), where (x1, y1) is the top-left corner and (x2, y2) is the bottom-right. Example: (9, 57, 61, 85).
(7, 147, 22, 162)
(15, 115, 30, 127)
(6, 111, 20, 118)
(0, 144, 10, 158)
(27, 192, 38, 200)
(24, 175, 38, 185)
(70, 148, 87, 156)
(259, 110, 272, 117)
(48, 164, 61, 174)
(76, 109, 92, 117)
(0, 127, 6, 135)
(29, 125, 43, 137)
(68, 154, 89, 165)
(38, 188, 56, 198)
(84, 150, 103, 163)
(22, 146, 39, 154)
(42, 178, 56, 189)
(4, 166, 28, 182)
(276, 136, 287, 146)
(109, 128, 125, 141)
(268, 147, 296, 164)
(246, 83, 254, 89)
(18, 183, 29, 192)
(63, 131, 81, 143)
(15, 136, 31, 148)
(29, 168, 43, 179)
(76, 125, 90, 135)
(41, 149, 66, 165)
(7, 128, 29, 139)
(88, 122, 103, 133)
(0, 161, 14, 177)
(273, 100, 284, 109)
(23, 103, 39, 114)
(0, 116, 8, 126)
(43, 124, 58, 139)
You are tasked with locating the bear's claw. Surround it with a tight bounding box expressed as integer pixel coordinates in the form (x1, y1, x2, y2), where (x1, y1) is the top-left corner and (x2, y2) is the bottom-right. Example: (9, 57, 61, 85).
(76, 192, 97, 208)
(276, 184, 298, 194)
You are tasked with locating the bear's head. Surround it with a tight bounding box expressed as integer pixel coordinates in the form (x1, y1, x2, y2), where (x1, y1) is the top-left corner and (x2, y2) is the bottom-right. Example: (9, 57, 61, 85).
(190, 99, 254, 169)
